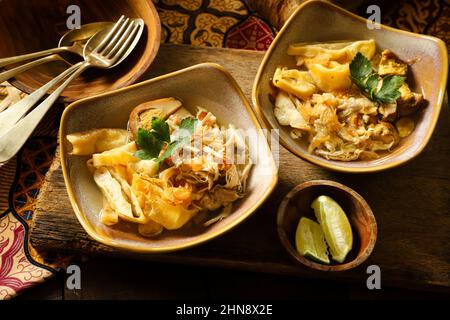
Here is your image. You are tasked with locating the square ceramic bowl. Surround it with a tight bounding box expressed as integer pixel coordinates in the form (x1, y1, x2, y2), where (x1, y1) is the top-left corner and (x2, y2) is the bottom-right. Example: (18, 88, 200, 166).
(252, 0, 448, 173)
(60, 63, 278, 253)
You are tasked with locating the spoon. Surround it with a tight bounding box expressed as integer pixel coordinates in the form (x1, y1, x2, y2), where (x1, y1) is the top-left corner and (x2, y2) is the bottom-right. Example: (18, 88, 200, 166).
(0, 23, 114, 135)
(0, 22, 113, 83)
(0, 17, 144, 163)
(0, 22, 113, 68)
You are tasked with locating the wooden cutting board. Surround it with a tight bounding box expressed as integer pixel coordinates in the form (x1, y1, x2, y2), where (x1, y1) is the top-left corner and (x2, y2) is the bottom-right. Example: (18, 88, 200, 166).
(30, 44, 450, 292)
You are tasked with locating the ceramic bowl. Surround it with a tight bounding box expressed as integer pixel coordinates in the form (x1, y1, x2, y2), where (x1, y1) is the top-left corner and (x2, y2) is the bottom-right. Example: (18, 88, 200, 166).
(277, 180, 377, 271)
(252, 0, 448, 173)
(0, 0, 160, 102)
(60, 63, 278, 253)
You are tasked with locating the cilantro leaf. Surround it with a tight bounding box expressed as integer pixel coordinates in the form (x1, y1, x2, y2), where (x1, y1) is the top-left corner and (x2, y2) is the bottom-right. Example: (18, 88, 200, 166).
(349, 53, 405, 104)
(366, 74, 379, 99)
(151, 117, 170, 143)
(179, 117, 198, 134)
(134, 116, 199, 162)
(158, 139, 184, 161)
(374, 75, 405, 104)
(135, 128, 163, 159)
(350, 52, 373, 82)
(158, 117, 198, 162)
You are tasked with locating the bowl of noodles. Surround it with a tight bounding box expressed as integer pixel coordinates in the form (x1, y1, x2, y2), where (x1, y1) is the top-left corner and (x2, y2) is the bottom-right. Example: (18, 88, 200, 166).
(60, 63, 278, 253)
(252, 0, 448, 173)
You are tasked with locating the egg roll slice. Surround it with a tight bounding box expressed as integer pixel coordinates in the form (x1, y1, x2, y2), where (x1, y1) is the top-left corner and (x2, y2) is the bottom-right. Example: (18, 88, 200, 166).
(99, 196, 119, 226)
(93, 167, 133, 220)
(108, 167, 148, 224)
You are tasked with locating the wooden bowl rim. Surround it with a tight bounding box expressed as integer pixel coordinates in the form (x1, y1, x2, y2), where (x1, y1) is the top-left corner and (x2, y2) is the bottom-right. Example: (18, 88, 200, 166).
(277, 179, 377, 272)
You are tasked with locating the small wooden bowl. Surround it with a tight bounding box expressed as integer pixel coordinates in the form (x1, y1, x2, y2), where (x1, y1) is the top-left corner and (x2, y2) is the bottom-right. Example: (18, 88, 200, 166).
(0, 0, 160, 102)
(277, 180, 377, 271)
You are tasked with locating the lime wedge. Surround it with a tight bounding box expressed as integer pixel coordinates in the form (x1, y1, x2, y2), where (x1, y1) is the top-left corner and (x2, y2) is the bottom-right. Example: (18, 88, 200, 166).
(295, 217, 330, 264)
(311, 195, 353, 263)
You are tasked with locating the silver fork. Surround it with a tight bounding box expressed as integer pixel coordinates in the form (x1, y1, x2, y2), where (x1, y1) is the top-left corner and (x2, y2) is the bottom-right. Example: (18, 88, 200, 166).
(0, 16, 144, 163)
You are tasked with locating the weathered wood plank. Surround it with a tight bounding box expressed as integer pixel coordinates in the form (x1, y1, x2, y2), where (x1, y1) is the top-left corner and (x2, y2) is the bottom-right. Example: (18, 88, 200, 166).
(30, 44, 450, 292)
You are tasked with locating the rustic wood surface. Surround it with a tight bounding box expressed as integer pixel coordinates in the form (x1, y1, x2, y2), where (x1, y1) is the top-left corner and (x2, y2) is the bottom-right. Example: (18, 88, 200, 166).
(30, 44, 450, 292)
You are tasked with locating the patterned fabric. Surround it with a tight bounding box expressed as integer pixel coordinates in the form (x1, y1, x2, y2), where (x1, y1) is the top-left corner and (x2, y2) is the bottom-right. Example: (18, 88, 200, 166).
(0, 0, 448, 299)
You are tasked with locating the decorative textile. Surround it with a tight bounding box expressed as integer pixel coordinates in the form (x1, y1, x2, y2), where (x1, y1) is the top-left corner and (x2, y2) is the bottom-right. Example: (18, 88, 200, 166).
(0, 0, 448, 299)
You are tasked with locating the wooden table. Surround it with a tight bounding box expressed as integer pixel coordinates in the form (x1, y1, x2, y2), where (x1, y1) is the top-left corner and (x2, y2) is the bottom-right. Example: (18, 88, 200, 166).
(30, 44, 450, 293)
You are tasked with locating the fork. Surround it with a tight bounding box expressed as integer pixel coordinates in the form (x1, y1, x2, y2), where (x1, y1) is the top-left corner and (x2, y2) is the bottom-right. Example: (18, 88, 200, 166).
(0, 17, 133, 136)
(0, 16, 143, 163)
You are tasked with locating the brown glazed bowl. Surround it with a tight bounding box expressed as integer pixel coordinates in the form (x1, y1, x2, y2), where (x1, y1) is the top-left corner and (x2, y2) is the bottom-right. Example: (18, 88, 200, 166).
(252, 0, 448, 173)
(0, 0, 160, 102)
(277, 180, 377, 271)
(60, 63, 278, 253)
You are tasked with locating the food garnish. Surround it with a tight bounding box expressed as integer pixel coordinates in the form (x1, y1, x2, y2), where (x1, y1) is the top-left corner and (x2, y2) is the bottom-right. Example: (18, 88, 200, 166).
(349, 52, 405, 104)
(295, 217, 330, 264)
(311, 195, 353, 263)
(296, 195, 353, 264)
(135, 117, 170, 160)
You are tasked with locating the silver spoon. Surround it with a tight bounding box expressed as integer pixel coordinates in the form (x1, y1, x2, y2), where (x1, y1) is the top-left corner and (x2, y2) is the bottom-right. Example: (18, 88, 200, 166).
(0, 16, 144, 163)
(0, 22, 113, 83)
(0, 22, 113, 68)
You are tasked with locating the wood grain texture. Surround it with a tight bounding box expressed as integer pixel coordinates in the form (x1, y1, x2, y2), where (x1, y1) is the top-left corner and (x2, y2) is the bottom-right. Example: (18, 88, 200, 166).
(30, 44, 450, 291)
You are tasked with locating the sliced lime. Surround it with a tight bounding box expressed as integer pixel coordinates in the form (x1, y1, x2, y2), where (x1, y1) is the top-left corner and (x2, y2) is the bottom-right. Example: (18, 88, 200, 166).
(295, 217, 330, 264)
(311, 195, 353, 263)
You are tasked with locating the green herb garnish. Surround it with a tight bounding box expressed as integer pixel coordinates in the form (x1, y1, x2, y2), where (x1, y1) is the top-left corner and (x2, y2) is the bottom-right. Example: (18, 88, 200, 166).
(135, 116, 198, 162)
(349, 52, 405, 104)
(158, 117, 198, 162)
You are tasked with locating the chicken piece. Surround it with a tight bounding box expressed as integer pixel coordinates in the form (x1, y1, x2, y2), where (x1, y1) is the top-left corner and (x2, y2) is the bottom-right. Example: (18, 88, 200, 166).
(274, 91, 310, 131)
(378, 50, 407, 76)
(397, 83, 423, 116)
(93, 167, 133, 220)
(378, 103, 398, 122)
